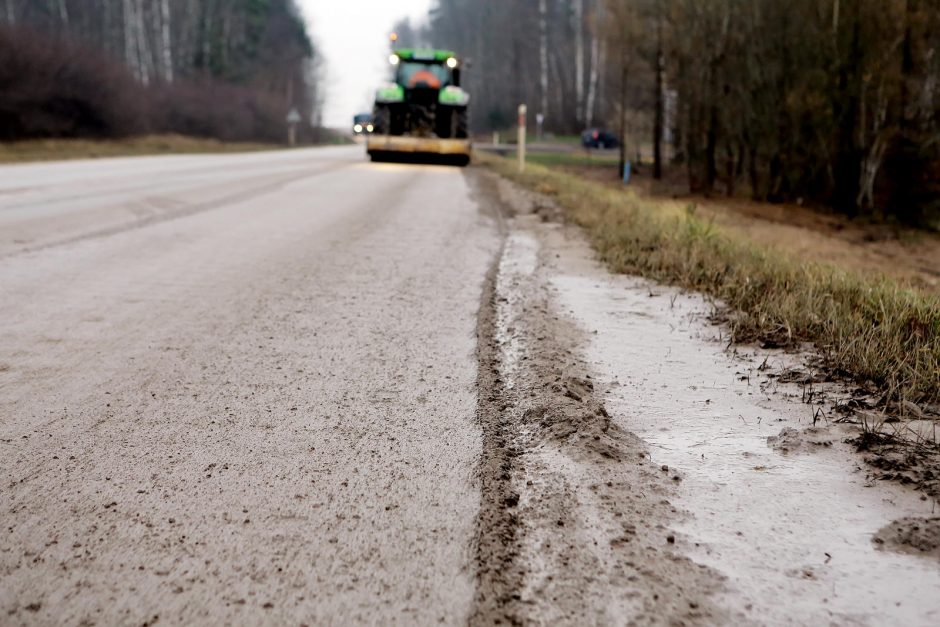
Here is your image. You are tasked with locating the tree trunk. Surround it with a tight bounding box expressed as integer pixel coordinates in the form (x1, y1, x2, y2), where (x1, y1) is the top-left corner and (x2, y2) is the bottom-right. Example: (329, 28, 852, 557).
(832, 0, 862, 216)
(619, 49, 628, 179)
(574, 0, 585, 123)
(159, 0, 173, 82)
(706, 104, 718, 191)
(123, 0, 139, 80)
(538, 0, 549, 122)
(653, 10, 664, 180)
(54, 0, 68, 25)
(748, 143, 760, 200)
(585, 30, 600, 127)
(134, 0, 152, 85)
(725, 142, 735, 196)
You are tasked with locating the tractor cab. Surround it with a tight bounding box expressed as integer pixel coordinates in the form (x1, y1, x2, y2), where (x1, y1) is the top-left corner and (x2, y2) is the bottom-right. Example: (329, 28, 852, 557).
(391, 49, 461, 89)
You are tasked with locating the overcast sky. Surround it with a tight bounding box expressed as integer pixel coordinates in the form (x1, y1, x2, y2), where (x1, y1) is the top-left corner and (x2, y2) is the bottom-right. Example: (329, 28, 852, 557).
(299, 0, 433, 129)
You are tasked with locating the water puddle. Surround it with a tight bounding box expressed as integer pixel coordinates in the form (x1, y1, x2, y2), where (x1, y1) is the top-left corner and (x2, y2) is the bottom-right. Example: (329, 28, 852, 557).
(548, 261, 940, 625)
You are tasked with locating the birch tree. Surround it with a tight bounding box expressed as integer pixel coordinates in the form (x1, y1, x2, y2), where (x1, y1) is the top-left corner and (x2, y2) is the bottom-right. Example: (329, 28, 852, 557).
(538, 0, 549, 121)
(574, 0, 585, 123)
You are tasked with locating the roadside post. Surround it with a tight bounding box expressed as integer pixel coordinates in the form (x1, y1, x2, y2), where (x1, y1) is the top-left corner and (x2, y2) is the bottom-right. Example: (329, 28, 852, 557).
(286, 108, 302, 147)
(518, 104, 527, 172)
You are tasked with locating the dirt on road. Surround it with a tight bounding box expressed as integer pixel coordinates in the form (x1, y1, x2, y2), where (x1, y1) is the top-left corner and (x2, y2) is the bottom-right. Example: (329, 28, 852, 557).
(471, 169, 940, 626)
(1, 148, 498, 624)
(1, 148, 939, 625)
(469, 172, 727, 625)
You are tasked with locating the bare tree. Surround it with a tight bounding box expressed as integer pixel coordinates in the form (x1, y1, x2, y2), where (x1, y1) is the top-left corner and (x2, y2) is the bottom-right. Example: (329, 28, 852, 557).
(538, 0, 549, 121)
(574, 0, 585, 123)
(54, 0, 67, 25)
(159, 0, 172, 82)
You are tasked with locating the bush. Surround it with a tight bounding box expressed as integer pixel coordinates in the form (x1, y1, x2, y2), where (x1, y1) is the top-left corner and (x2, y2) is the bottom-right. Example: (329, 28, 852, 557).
(150, 80, 287, 144)
(0, 25, 146, 139)
(0, 24, 297, 145)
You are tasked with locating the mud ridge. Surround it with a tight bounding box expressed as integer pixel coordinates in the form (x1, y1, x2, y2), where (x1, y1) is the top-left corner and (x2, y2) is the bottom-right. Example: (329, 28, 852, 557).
(467, 167, 524, 625)
(468, 169, 731, 625)
(470, 235, 526, 625)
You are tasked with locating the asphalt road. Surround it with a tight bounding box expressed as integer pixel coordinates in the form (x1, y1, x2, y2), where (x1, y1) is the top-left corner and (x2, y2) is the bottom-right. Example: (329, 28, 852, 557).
(7, 146, 938, 627)
(0, 147, 500, 624)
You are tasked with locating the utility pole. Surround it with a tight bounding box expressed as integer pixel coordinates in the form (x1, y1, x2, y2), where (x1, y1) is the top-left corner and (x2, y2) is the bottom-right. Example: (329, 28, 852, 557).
(287, 109, 302, 147)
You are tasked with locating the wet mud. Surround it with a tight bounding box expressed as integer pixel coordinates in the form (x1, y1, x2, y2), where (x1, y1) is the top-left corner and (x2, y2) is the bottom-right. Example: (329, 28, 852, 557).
(475, 168, 940, 625)
(468, 170, 730, 625)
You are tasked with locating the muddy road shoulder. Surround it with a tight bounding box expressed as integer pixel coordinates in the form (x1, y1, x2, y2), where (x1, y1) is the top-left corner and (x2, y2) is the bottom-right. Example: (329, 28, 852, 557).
(466, 168, 731, 625)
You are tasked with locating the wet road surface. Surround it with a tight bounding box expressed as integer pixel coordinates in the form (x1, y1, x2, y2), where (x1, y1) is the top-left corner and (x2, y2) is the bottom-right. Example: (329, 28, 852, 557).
(0, 147, 498, 624)
(3, 148, 939, 626)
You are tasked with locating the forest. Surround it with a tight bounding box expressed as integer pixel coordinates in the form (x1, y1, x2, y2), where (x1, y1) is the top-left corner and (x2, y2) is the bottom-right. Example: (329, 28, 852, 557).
(0, 0, 320, 143)
(413, 0, 940, 225)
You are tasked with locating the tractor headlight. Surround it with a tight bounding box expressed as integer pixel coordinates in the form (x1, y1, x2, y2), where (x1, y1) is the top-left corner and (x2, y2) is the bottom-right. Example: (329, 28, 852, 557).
(366, 124, 374, 132)
(389, 54, 400, 66)
(446, 57, 458, 69)
(354, 124, 363, 133)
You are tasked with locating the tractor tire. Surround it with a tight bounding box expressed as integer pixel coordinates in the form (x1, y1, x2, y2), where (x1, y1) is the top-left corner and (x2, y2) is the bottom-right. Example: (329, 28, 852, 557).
(373, 105, 391, 135)
(456, 108, 469, 139)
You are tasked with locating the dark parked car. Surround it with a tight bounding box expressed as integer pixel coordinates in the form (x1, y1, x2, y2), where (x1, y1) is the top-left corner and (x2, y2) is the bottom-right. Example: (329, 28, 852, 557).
(581, 128, 619, 149)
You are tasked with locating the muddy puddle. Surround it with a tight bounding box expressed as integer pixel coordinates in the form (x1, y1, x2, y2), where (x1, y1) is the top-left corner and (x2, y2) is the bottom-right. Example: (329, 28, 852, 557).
(537, 226, 940, 625)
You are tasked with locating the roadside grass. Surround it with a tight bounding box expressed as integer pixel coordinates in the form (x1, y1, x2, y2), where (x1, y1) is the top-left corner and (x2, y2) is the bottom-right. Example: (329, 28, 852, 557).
(479, 151, 940, 410)
(0, 134, 279, 164)
(526, 151, 620, 169)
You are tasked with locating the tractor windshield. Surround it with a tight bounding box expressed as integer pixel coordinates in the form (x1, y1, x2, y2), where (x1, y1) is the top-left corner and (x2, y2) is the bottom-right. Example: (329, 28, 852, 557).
(398, 62, 453, 89)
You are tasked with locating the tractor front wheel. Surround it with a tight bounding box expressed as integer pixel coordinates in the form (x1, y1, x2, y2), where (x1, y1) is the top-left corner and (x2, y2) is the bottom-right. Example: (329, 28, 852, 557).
(373, 105, 391, 135)
(456, 109, 469, 139)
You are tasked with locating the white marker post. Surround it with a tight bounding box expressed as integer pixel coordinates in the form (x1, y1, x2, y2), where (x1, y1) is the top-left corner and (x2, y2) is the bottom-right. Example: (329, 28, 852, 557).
(286, 108, 302, 147)
(518, 104, 527, 173)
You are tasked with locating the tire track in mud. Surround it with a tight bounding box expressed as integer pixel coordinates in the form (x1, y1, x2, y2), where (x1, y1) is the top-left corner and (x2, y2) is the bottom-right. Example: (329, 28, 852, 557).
(471, 234, 523, 625)
(466, 168, 521, 625)
(468, 169, 733, 626)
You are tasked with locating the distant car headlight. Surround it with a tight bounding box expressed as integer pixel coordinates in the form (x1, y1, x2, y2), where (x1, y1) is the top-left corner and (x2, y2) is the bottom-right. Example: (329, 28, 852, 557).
(446, 57, 458, 69)
(366, 124, 374, 132)
(354, 124, 363, 133)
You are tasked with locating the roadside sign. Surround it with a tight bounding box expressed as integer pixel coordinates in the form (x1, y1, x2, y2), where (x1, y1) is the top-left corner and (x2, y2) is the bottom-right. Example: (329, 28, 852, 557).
(286, 108, 302, 147)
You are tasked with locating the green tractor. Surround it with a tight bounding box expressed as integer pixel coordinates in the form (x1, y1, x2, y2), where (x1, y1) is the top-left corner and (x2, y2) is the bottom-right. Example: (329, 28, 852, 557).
(367, 48, 471, 166)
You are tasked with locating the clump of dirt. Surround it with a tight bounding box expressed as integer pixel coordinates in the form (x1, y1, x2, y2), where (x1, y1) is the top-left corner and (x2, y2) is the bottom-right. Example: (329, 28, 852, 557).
(874, 517, 940, 559)
(767, 427, 834, 454)
(520, 372, 627, 462)
(851, 432, 940, 500)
